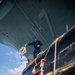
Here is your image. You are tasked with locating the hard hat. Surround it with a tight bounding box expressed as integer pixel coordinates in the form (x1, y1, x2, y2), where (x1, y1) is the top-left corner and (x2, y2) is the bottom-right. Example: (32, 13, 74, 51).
(32, 35, 36, 40)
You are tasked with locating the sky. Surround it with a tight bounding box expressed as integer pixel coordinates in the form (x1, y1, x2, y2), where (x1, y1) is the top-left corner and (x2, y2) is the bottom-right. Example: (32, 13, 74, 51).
(0, 43, 28, 75)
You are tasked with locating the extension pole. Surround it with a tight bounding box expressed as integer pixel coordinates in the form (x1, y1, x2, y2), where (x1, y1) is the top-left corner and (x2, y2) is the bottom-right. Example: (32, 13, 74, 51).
(53, 38, 58, 75)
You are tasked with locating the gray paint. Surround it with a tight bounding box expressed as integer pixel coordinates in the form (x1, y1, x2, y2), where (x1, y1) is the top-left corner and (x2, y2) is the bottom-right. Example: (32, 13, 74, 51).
(0, 0, 75, 59)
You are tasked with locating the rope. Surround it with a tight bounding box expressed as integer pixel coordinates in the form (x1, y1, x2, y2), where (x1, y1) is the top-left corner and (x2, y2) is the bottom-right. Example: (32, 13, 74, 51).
(34, 58, 37, 65)
(44, 47, 50, 59)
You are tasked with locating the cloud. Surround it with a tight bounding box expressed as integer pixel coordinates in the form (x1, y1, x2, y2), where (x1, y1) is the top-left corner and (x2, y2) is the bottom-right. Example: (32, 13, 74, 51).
(14, 52, 27, 61)
(16, 61, 20, 65)
(9, 51, 13, 55)
(8, 69, 16, 74)
(22, 56, 27, 61)
(0, 43, 28, 75)
(22, 56, 26, 59)
(16, 52, 19, 54)
(14, 52, 21, 60)
(0, 73, 9, 75)
(8, 60, 28, 75)
(8, 68, 21, 75)
(5, 51, 13, 56)
(6, 52, 10, 55)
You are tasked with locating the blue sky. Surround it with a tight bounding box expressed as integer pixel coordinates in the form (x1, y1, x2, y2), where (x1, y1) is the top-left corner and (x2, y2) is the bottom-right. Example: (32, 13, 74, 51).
(0, 43, 28, 75)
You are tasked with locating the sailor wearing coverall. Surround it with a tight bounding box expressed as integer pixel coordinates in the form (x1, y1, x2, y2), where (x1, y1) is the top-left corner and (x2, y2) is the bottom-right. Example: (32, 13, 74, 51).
(25, 36, 43, 58)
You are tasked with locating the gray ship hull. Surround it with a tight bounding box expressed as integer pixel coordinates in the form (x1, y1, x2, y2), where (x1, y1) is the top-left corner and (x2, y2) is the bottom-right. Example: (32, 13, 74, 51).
(22, 26, 75, 75)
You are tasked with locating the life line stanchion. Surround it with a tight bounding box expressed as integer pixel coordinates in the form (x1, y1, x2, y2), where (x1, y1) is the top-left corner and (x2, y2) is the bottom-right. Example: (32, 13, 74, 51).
(53, 38, 58, 75)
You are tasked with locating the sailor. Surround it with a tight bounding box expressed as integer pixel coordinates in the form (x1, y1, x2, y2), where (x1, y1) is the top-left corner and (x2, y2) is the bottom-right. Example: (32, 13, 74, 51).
(25, 35, 43, 58)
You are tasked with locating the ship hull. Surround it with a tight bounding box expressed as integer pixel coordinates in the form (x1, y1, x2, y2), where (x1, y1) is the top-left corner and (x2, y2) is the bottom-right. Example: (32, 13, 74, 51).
(22, 26, 75, 75)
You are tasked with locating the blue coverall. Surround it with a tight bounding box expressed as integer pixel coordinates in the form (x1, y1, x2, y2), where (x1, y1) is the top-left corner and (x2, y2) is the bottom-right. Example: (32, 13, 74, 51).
(28, 40, 42, 58)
